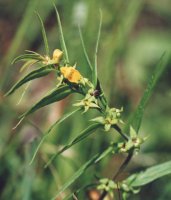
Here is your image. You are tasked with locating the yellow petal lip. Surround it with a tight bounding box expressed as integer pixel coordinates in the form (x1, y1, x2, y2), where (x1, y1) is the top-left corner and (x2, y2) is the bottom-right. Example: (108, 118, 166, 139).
(53, 49, 63, 60)
(60, 66, 82, 83)
(42, 49, 63, 65)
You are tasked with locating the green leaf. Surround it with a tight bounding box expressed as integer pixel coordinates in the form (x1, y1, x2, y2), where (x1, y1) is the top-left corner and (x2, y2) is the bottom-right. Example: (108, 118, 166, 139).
(54, 4, 69, 63)
(5, 66, 54, 96)
(12, 53, 43, 64)
(78, 25, 93, 71)
(126, 160, 171, 187)
(125, 53, 170, 133)
(36, 12, 49, 56)
(51, 146, 112, 200)
(93, 10, 102, 87)
(44, 123, 101, 168)
(29, 108, 81, 165)
(49, 107, 81, 134)
(94, 146, 113, 163)
(20, 60, 39, 72)
(20, 85, 73, 119)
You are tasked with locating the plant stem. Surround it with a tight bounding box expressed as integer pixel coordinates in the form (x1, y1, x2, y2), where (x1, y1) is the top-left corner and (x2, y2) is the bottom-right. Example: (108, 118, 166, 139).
(112, 151, 133, 180)
(113, 125, 129, 141)
(99, 152, 133, 200)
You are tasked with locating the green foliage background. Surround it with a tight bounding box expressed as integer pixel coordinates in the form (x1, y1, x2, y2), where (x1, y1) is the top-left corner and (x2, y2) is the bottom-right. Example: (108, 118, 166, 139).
(0, 0, 171, 199)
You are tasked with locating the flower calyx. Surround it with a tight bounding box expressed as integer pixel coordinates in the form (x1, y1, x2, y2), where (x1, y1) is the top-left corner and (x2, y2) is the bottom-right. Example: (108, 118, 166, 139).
(118, 126, 148, 154)
(120, 180, 140, 199)
(91, 107, 123, 132)
(73, 89, 100, 112)
(73, 92, 99, 113)
(97, 178, 117, 193)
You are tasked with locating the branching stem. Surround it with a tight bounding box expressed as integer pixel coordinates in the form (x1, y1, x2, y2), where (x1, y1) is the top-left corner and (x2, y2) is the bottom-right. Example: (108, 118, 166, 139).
(99, 152, 133, 200)
(113, 125, 129, 141)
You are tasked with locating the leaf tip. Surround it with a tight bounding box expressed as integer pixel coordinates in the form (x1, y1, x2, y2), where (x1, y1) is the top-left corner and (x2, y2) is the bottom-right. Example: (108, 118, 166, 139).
(12, 117, 24, 130)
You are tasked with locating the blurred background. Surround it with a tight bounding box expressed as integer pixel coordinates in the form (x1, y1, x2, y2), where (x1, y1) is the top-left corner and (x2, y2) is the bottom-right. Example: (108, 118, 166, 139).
(0, 0, 171, 199)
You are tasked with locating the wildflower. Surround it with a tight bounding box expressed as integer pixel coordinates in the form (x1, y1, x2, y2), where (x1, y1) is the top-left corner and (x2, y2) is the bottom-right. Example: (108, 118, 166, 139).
(118, 126, 148, 153)
(74, 93, 99, 112)
(60, 66, 82, 83)
(120, 180, 140, 195)
(79, 77, 94, 87)
(52, 49, 63, 63)
(104, 107, 123, 131)
(43, 49, 63, 65)
(91, 107, 123, 132)
(97, 178, 117, 198)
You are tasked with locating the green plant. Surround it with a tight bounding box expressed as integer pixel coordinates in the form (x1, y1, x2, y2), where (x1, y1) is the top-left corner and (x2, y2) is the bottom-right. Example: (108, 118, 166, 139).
(6, 5, 171, 200)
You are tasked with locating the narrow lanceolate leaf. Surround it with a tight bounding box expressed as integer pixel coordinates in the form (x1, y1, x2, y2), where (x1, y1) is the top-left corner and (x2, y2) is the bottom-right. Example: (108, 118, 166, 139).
(51, 146, 113, 200)
(48, 107, 81, 133)
(20, 85, 73, 119)
(12, 53, 43, 64)
(93, 10, 102, 87)
(29, 108, 81, 165)
(54, 4, 69, 63)
(44, 123, 101, 168)
(20, 60, 39, 72)
(36, 12, 49, 55)
(94, 146, 113, 163)
(126, 160, 171, 187)
(78, 25, 93, 71)
(125, 53, 170, 133)
(51, 154, 99, 200)
(5, 66, 54, 96)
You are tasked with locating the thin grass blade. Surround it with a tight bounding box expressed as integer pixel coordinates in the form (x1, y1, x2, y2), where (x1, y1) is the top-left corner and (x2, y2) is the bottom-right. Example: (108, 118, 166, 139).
(54, 4, 69, 63)
(93, 10, 102, 87)
(36, 12, 49, 55)
(78, 25, 93, 71)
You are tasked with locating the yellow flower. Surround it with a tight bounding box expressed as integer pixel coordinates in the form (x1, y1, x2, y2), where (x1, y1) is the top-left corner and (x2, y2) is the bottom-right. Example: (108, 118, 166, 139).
(52, 49, 63, 63)
(60, 66, 82, 83)
(42, 49, 63, 65)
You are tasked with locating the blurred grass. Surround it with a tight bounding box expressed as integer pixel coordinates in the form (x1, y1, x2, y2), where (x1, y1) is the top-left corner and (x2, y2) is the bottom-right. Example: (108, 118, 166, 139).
(0, 0, 171, 199)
